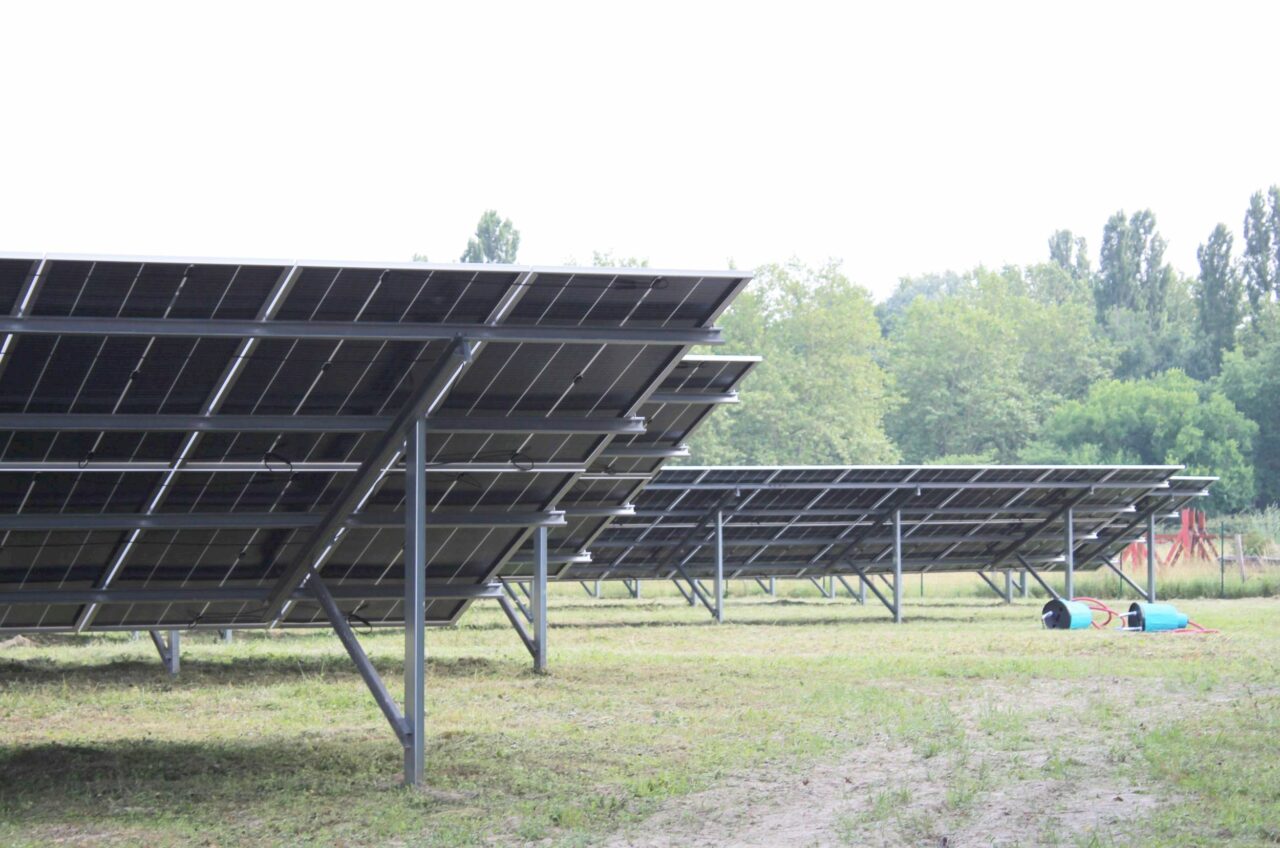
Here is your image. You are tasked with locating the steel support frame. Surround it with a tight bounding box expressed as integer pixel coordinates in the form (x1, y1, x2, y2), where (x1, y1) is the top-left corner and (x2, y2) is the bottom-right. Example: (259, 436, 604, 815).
(0, 412, 647, 436)
(149, 629, 180, 676)
(1015, 554, 1062, 602)
(834, 575, 865, 604)
(1101, 557, 1155, 602)
(0, 314, 725, 347)
(976, 571, 1014, 604)
(623, 579, 641, 599)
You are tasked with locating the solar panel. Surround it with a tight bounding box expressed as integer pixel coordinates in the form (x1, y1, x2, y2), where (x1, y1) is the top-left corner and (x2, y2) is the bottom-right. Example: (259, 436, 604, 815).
(0, 253, 751, 633)
(580, 465, 1211, 584)
(501, 354, 759, 580)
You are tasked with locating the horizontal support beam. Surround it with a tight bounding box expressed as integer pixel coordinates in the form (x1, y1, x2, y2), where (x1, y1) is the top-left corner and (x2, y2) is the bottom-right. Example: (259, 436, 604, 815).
(0, 413, 648, 436)
(590, 531, 1095, 549)
(0, 413, 393, 433)
(0, 461, 587, 475)
(645, 391, 738, 404)
(0, 315, 724, 347)
(0, 582, 506, 606)
(0, 510, 567, 532)
(505, 553, 592, 567)
(643, 481, 1170, 492)
(597, 445, 689, 459)
(627, 505, 1138, 519)
(558, 505, 636, 518)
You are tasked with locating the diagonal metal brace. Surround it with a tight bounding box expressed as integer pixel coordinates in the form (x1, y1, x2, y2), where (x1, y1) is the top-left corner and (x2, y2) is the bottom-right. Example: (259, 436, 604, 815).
(1101, 557, 1155, 601)
(311, 576, 409, 747)
(849, 567, 897, 618)
(1015, 554, 1062, 602)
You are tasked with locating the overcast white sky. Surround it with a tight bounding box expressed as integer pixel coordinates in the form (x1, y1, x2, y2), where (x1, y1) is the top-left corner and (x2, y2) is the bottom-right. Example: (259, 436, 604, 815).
(1, 1, 1276, 298)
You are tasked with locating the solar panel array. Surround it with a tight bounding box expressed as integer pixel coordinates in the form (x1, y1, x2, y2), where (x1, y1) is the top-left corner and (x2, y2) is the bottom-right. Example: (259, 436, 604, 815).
(0, 253, 750, 632)
(582, 466, 1213, 581)
(501, 354, 759, 580)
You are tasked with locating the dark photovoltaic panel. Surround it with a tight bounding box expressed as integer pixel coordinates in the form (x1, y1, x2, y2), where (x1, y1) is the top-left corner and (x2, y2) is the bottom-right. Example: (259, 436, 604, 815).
(580, 466, 1213, 581)
(501, 354, 759, 579)
(0, 253, 750, 632)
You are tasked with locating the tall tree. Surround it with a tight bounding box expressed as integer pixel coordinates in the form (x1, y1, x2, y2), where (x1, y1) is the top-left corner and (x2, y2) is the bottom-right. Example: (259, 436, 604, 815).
(460, 210, 520, 264)
(1095, 209, 1174, 326)
(1242, 188, 1277, 314)
(1047, 229, 1091, 283)
(1023, 370, 1257, 512)
(684, 261, 898, 465)
(1195, 223, 1242, 372)
(1096, 211, 1139, 318)
(1217, 307, 1280, 508)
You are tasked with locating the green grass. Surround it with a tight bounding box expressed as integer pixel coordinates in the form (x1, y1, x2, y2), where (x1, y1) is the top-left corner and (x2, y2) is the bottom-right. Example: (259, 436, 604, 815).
(1, 592, 1278, 846)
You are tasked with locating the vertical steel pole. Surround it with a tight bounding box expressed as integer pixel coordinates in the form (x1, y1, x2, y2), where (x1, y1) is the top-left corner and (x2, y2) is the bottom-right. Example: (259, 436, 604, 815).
(858, 576, 867, 605)
(892, 509, 903, 623)
(1064, 506, 1075, 600)
(1003, 569, 1013, 604)
(404, 417, 427, 786)
(593, 579, 601, 599)
(532, 525, 548, 672)
(167, 630, 180, 676)
(1146, 513, 1157, 602)
(714, 510, 724, 623)
(1019, 569, 1028, 598)
(768, 577, 776, 596)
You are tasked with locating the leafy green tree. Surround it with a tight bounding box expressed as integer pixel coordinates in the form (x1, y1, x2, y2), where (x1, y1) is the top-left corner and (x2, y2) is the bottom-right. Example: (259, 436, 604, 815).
(1217, 307, 1280, 507)
(460, 210, 520, 264)
(684, 261, 898, 465)
(887, 292, 1032, 461)
(1047, 229, 1091, 285)
(1096, 210, 1174, 326)
(885, 267, 1111, 462)
(591, 250, 649, 268)
(1022, 370, 1257, 511)
(1242, 187, 1278, 314)
(1195, 223, 1243, 373)
(874, 270, 966, 335)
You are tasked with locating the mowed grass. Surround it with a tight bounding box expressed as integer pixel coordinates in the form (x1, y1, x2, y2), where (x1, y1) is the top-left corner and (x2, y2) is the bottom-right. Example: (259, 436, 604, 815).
(1, 587, 1278, 847)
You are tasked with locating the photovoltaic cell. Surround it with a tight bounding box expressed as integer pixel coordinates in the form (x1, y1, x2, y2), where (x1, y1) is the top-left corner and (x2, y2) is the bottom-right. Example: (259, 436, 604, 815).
(0, 254, 751, 632)
(580, 466, 1213, 581)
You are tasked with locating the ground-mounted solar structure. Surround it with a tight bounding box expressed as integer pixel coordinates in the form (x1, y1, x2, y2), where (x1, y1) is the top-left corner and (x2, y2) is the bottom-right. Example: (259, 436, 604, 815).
(582, 466, 1215, 621)
(499, 354, 758, 606)
(0, 252, 751, 784)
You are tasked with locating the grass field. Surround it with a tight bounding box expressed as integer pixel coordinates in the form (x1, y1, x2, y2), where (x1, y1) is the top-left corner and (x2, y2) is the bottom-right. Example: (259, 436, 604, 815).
(2, 584, 1278, 847)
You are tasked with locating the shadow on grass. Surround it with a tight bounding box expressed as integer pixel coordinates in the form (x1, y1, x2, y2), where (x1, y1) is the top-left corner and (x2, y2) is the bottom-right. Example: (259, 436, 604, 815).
(0, 735, 463, 830)
(0, 652, 525, 686)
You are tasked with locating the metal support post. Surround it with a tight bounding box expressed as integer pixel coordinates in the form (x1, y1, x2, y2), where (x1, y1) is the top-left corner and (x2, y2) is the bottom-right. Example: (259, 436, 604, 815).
(220, 629, 233, 644)
(714, 510, 724, 623)
(404, 416, 427, 786)
(624, 578, 640, 599)
(892, 509, 903, 623)
(149, 629, 180, 676)
(1146, 513, 1157, 602)
(531, 525, 548, 673)
(1019, 569, 1028, 598)
(1063, 506, 1075, 600)
(1003, 570, 1013, 603)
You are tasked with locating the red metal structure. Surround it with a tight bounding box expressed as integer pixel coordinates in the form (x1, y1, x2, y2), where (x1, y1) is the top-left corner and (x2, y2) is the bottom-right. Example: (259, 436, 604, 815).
(1121, 508, 1219, 569)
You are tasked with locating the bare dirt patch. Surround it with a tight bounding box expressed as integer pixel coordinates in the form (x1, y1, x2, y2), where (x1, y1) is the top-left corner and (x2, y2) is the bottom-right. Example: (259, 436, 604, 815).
(602, 678, 1183, 847)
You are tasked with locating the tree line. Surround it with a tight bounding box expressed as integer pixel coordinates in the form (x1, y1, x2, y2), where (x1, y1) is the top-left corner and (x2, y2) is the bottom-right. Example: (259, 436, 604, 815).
(439, 198, 1280, 513)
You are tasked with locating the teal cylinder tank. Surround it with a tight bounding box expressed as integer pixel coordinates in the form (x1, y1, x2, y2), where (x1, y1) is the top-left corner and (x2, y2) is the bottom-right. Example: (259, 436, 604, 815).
(1128, 602, 1189, 632)
(1042, 599, 1092, 630)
